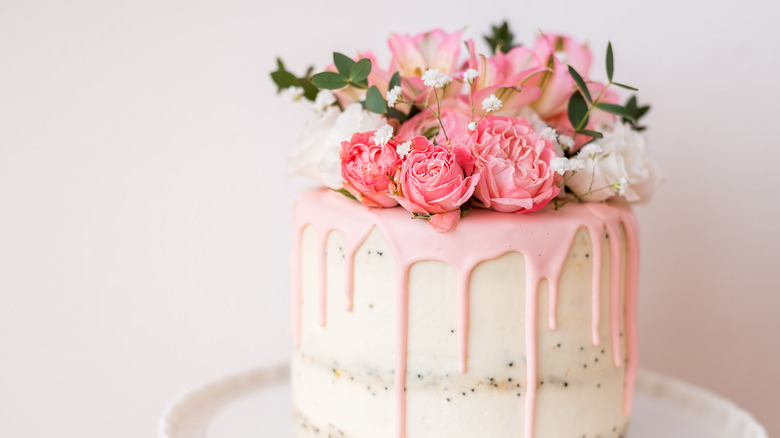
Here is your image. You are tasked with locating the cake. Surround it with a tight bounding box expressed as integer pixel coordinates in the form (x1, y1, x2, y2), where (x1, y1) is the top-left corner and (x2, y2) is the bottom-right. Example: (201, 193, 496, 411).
(274, 21, 656, 438)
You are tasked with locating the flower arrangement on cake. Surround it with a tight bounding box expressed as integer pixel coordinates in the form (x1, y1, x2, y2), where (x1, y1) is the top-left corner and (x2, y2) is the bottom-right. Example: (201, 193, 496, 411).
(272, 22, 656, 232)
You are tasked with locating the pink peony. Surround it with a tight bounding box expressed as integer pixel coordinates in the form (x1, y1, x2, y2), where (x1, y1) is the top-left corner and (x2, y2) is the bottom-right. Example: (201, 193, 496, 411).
(466, 116, 560, 213)
(391, 136, 479, 216)
(340, 131, 401, 208)
(397, 100, 471, 144)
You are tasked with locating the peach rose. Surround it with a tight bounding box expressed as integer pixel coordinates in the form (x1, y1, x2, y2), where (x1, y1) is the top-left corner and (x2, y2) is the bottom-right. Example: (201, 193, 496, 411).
(391, 136, 479, 216)
(339, 131, 401, 208)
(466, 116, 560, 213)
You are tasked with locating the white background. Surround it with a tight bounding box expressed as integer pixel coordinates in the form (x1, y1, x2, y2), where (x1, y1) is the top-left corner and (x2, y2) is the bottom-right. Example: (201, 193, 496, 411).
(1, 0, 778, 437)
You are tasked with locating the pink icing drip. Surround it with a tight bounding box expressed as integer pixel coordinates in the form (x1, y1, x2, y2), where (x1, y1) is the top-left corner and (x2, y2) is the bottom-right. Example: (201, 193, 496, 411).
(548, 277, 559, 330)
(605, 220, 623, 368)
(290, 189, 640, 438)
(620, 211, 640, 414)
(524, 274, 540, 438)
(290, 225, 303, 347)
(456, 271, 470, 374)
(587, 226, 603, 346)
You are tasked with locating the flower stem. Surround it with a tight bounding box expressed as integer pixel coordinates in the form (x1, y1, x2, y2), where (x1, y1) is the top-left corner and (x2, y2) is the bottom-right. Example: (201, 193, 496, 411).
(575, 81, 612, 132)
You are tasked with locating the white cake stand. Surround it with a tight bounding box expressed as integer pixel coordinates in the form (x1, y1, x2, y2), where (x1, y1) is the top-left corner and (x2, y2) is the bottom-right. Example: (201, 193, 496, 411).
(158, 365, 767, 438)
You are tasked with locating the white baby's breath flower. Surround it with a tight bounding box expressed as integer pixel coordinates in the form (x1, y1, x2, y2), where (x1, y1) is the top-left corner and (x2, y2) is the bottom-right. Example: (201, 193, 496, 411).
(396, 141, 412, 158)
(613, 177, 629, 195)
(386, 86, 402, 108)
(550, 157, 571, 175)
(481, 94, 502, 113)
(421, 68, 452, 88)
(468, 121, 477, 131)
(558, 135, 575, 150)
(462, 68, 480, 85)
(313, 89, 336, 112)
(579, 144, 603, 159)
(373, 124, 394, 146)
(568, 158, 585, 172)
(540, 126, 558, 141)
(281, 86, 305, 102)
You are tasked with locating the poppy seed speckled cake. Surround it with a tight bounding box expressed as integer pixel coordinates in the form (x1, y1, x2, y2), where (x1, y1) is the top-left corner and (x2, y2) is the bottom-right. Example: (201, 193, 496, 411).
(274, 20, 656, 438)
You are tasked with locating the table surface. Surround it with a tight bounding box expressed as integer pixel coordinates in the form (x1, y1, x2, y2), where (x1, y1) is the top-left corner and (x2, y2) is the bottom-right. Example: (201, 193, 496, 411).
(159, 365, 767, 438)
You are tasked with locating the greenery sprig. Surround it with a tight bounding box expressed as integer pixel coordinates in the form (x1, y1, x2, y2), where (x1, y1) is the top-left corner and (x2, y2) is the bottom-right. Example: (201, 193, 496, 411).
(566, 42, 642, 145)
(484, 21, 520, 55)
(270, 58, 319, 101)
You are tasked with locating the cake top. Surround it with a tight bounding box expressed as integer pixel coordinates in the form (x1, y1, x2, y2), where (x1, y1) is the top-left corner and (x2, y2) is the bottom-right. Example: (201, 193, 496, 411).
(272, 21, 657, 232)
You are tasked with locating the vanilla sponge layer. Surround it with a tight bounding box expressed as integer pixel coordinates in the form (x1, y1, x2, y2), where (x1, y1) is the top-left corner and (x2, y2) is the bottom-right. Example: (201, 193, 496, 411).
(291, 222, 630, 438)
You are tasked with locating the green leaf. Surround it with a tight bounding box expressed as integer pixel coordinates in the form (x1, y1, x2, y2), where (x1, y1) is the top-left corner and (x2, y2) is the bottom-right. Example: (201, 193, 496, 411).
(612, 82, 638, 91)
(311, 71, 348, 89)
(270, 58, 297, 91)
(364, 85, 387, 113)
(567, 91, 589, 129)
(484, 21, 519, 55)
(567, 65, 592, 102)
(606, 42, 614, 82)
(332, 188, 357, 201)
(350, 58, 372, 82)
(389, 71, 401, 91)
(576, 129, 604, 139)
(297, 77, 319, 101)
(333, 52, 355, 76)
(637, 105, 651, 118)
(386, 107, 407, 122)
(595, 103, 636, 122)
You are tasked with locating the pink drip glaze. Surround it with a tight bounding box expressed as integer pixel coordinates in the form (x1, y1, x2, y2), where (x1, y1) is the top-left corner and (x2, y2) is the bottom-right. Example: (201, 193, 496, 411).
(587, 226, 604, 346)
(290, 189, 640, 438)
(620, 211, 640, 415)
(605, 219, 624, 368)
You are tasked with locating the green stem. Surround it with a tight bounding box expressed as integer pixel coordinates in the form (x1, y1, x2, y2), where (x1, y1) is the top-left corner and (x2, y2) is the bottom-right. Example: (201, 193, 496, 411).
(574, 81, 612, 131)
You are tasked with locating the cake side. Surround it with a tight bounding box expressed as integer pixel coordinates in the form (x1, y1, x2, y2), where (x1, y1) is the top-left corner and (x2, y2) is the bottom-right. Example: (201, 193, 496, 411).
(290, 189, 638, 438)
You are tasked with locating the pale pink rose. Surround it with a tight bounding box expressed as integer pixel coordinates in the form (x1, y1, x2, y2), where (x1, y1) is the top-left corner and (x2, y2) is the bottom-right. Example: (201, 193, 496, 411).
(390, 136, 479, 215)
(397, 100, 470, 144)
(532, 33, 592, 76)
(466, 116, 560, 213)
(340, 131, 401, 208)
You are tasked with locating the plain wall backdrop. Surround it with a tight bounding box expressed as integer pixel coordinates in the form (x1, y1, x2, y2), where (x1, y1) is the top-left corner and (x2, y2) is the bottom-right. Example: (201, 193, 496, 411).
(1, 0, 778, 437)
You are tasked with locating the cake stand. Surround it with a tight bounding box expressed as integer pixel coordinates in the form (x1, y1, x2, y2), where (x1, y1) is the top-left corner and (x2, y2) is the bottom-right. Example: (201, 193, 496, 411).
(158, 364, 767, 438)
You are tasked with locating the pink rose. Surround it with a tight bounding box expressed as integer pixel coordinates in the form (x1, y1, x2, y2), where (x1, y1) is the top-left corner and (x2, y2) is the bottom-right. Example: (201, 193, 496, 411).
(466, 116, 560, 213)
(340, 131, 401, 208)
(397, 100, 471, 144)
(391, 136, 479, 215)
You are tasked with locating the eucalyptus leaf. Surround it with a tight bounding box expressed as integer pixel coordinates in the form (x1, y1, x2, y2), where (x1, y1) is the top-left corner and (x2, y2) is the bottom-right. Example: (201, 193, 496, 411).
(612, 82, 638, 91)
(595, 103, 636, 122)
(386, 107, 408, 122)
(311, 71, 348, 89)
(567, 65, 592, 102)
(333, 188, 357, 201)
(567, 91, 589, 129)
(333, 52, 355, 76)
(365, 85, 387, 113)
(576, 129, 604, 139)
(606, 42, 614, 82)
(350, 58, 372, 82)
(389, 71, 401, 90)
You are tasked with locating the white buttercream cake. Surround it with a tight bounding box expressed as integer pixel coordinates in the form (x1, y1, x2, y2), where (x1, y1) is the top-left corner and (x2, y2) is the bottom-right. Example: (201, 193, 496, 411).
(289, 188, 639, 438)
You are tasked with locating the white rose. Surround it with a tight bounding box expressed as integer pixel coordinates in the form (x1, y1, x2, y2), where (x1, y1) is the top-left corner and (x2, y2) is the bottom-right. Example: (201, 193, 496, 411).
(286, 103, 385, 189)
(565, 123, 659, 202)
